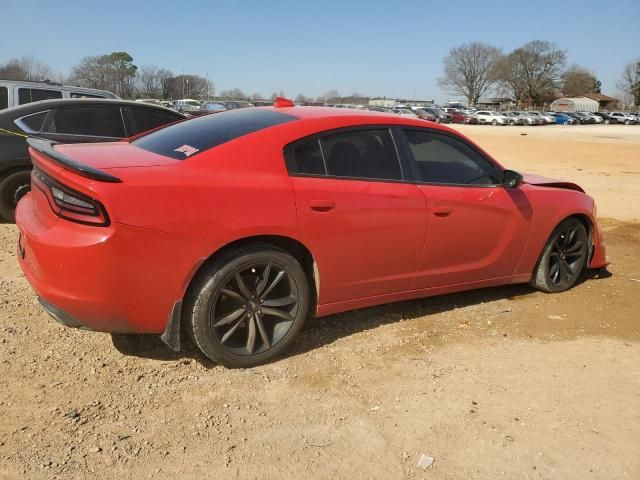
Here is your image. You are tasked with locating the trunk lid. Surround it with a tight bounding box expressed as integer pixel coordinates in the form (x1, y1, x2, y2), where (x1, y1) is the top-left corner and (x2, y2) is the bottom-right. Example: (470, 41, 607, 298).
(54, 141, 180, 170)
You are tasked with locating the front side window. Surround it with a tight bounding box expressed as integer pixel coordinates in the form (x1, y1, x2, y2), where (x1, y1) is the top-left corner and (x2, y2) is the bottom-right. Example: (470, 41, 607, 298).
(0, 86, 8, 110)
(321, 129, 402, 180)
(402, 129, 499, 185)
(18, 88, 63, 105)
(47, 106, 125, 137)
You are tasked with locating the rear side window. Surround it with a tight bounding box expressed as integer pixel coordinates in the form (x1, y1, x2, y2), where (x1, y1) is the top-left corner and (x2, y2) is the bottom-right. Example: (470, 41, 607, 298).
(0, 86, 7, 110)
(133, 108, 297, 160)
(402, 129, 498, 185)
(322, 129, 402, 180)
(287, 138, 325, 175)
(18, 88, 63, 105)
(15, 111, 49, 133)
(47, 106, 125, 137)
(128, 107, 182, 135)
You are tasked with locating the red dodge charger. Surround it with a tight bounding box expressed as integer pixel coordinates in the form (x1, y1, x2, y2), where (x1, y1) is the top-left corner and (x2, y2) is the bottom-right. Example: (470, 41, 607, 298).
(16, 100, 607, 367)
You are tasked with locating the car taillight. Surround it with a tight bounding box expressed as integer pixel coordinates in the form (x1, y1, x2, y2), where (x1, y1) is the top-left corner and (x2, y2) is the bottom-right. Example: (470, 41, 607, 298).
(32, 167, 110, 226)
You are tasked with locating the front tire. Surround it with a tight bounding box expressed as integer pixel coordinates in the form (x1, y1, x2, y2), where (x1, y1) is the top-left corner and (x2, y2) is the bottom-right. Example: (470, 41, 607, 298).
(186, 245, 310, 367)
(531, 218, 589, 293)
(491, 120, 498, 126)
(0, 170, 31, 222)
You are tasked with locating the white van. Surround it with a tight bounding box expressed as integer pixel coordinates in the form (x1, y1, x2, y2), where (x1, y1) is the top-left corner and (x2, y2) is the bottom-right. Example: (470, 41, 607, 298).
(0, 80, 118, 110)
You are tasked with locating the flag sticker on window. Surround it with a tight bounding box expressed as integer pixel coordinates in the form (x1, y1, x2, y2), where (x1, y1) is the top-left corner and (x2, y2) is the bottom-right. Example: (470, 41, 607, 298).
(173, 144, 200, 157)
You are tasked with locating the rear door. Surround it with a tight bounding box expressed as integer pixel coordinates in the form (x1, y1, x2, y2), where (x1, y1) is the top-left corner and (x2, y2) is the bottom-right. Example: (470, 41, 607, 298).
(286, 127, 427, 304)
(40, 105, 127, 143)
(398, 128, 531, 289)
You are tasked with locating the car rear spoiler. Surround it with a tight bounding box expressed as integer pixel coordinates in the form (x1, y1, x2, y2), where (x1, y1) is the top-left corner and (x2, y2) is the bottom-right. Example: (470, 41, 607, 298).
(26, 137, 122, 183)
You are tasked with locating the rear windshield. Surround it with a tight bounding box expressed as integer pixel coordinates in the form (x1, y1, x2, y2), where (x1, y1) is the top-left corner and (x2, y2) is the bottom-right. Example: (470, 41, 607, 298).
(133, 108, 297, 159)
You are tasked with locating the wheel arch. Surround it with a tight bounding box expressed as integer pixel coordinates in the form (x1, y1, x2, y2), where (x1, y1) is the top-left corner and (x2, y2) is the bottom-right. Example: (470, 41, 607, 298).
(184, 234, 320, 315)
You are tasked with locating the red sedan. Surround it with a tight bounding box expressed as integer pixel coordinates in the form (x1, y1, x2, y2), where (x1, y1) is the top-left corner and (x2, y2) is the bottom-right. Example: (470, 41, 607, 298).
(16, 101, 607, 367)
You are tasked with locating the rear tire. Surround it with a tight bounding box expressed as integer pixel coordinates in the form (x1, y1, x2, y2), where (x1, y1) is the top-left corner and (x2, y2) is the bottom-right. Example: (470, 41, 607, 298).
(0, 170, 31, 222)
(185, 244, 310, 367)
(491, 120, 498, 126)
(531, 218, 589, 293)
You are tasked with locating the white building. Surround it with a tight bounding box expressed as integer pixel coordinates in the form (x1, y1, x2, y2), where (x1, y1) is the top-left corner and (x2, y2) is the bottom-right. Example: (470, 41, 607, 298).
(549, 96, 599, 112)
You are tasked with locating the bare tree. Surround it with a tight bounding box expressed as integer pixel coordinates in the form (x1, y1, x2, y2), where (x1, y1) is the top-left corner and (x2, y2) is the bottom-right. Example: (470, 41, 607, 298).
(438, 42, 502, 106)
(138, 65, 162, 98)
(618, 59, 640, 107)
(0, 56, 54, 81)
(219, 88, 247, 100)
(166, 75, 210, 100)
(319, 89, 340, 103)
(249, 92, 264, 100)
(496, 40, 566, 106)
(561, 65, 600, 97)
(70, 52, 137, 98)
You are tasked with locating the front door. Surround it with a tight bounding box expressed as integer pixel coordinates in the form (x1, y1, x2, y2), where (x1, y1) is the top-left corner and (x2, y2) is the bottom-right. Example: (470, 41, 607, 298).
(397, 128, 532, 289)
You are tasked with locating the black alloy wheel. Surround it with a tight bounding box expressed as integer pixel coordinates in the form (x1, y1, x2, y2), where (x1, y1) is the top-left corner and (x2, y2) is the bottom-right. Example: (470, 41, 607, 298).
(210, 262, 300, 355)
(531, 218, 589, 293)
(187, 245, 309, 367)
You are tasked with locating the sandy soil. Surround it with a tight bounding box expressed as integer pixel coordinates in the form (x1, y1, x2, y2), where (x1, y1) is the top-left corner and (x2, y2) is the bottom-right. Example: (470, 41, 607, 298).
(1, 125, 639, 479)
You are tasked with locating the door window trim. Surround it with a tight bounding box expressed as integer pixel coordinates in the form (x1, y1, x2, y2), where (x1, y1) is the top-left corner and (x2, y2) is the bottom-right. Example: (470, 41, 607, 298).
(14, 110, 51, 134)
(396, 127, 504, 188)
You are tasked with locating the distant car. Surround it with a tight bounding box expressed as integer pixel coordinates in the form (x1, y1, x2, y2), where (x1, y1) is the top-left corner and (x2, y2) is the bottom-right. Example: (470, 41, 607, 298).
(563, 112, 586, 124)
(609, 112, 636, 125)
(0, 98, 185, 221)
(550, 113, 576, 125)
(526, 111, 554, 124)
(201, 102, 228, 114)
(413, 108, 438, 122)
(573, 112, 596, 124)
(592, 112, 618, 124)
(418, 107, 451, 123)
(502, 112, 525, 126)
(474, 110, 508, 125)
(224, 100, 254, 110)
(173, 99, 202, 115)
(1, 79, 118, 110)
(393, 108, 421, 119)
(449, 110, 476, 124)
(15, 105, 607, 367)
(135, 98, 164, 107)
(583, 112, 603, 124)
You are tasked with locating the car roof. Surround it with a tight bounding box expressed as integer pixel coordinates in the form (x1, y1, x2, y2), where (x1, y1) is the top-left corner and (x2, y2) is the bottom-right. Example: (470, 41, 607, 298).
(0, 98, 184, 119)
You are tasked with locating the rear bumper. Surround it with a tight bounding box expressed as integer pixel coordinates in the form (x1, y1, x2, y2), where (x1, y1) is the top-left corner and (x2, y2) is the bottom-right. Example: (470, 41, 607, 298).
(16, 193, 214, 334)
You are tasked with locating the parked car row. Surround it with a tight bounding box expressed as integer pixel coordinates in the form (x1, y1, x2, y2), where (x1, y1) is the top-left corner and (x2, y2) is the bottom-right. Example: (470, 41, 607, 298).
(137, 98, 259, 115)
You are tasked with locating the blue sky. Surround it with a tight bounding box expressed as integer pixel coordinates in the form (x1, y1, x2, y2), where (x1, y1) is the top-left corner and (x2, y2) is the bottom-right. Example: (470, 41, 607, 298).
(2, 0, 638, 101)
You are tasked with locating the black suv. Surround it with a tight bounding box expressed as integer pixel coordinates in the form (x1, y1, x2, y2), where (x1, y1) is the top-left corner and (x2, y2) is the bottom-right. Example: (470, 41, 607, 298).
(0, 98, 185, 221)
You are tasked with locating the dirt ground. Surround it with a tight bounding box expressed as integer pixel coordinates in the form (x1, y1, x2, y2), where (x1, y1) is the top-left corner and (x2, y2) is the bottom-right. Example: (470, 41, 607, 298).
(1, 125, 639, 479)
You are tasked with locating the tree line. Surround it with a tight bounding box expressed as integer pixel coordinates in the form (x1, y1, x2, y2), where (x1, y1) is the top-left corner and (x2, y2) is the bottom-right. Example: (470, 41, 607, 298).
(2, 48, 638, 107)
(438, 40, 639, 108)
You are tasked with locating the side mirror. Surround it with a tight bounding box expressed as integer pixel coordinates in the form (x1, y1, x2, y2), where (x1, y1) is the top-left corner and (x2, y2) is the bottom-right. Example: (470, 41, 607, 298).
(502, 169, 523, 188)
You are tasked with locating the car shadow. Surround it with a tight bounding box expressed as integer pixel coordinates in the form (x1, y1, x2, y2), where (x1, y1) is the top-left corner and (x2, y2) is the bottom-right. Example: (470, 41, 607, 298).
(111, 268, 612, 367)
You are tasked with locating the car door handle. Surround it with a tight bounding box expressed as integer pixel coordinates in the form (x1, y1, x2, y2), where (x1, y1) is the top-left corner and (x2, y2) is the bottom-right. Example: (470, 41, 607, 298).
(432, 205, 452, 216)
(309, 199, 335, 212)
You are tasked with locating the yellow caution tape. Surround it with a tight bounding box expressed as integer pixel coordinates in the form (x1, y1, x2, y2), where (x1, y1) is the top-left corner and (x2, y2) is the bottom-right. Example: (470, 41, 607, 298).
(0, 127, 29, 138)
